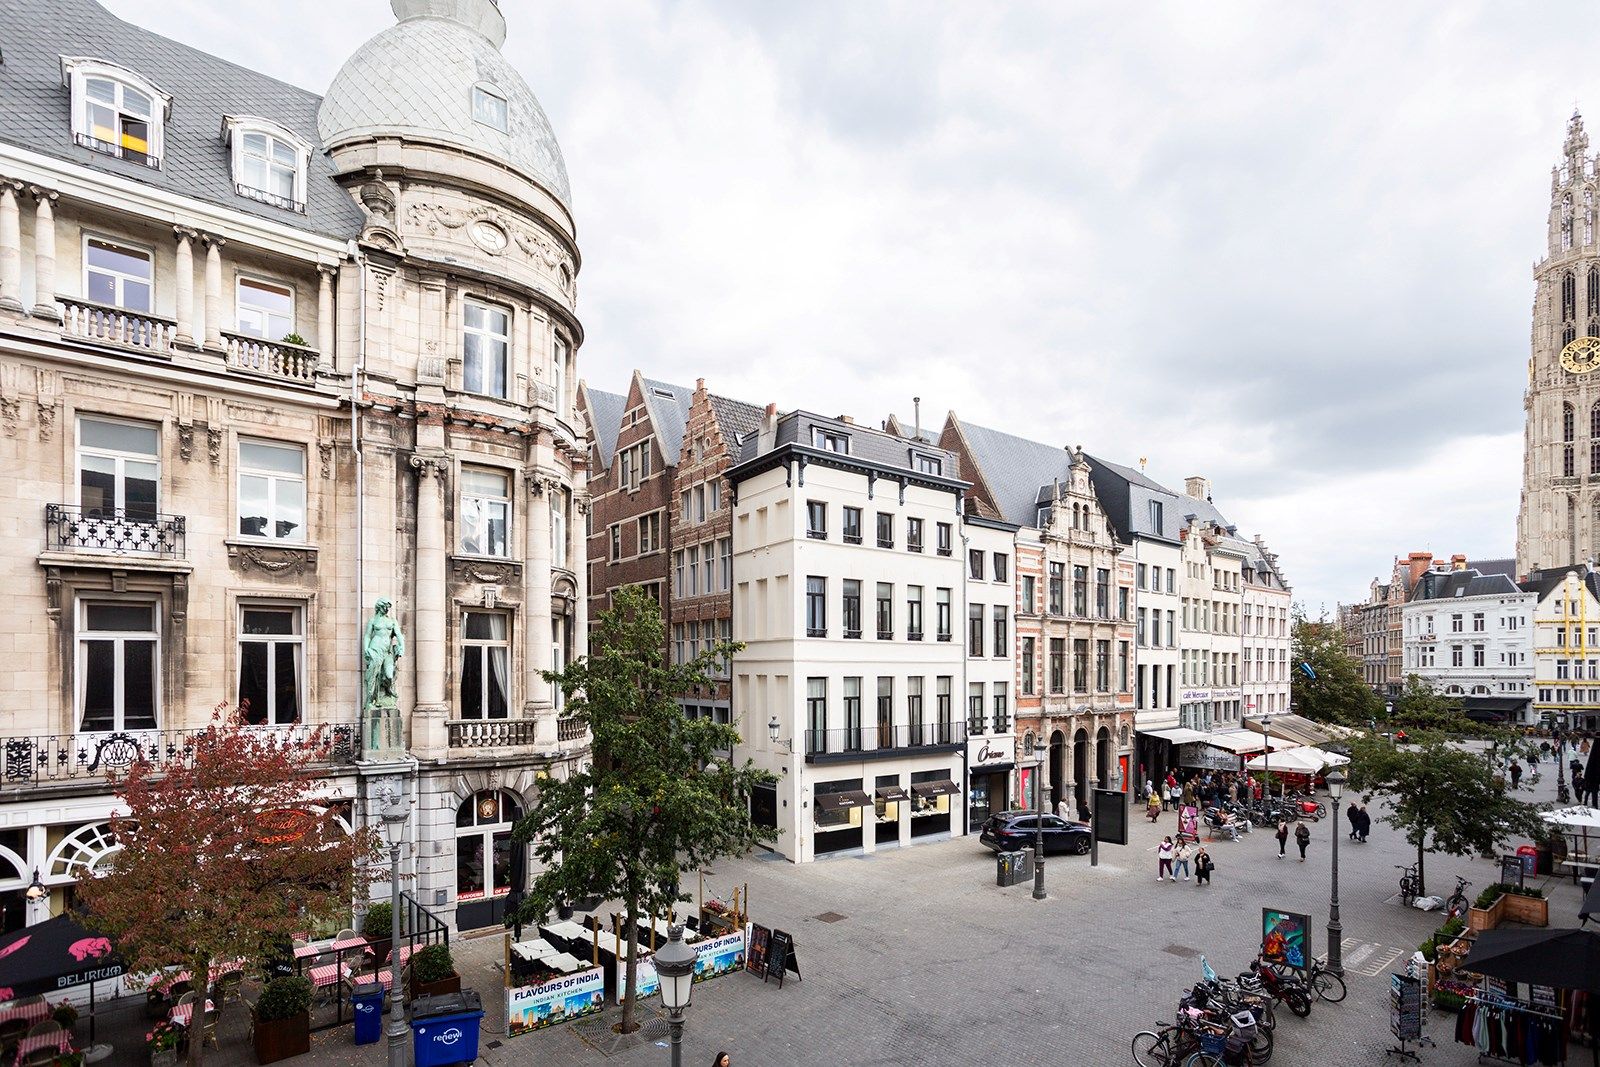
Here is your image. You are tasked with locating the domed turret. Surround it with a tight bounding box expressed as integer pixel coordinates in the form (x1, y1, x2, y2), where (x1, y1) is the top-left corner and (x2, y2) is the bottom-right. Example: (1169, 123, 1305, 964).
(318, 0, 571, 209)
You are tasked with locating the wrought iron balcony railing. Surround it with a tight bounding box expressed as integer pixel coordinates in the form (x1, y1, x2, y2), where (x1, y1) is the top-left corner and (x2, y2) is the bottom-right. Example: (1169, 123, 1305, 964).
(803, 721, 966, 762)
(45, 503, 186, 557)
(2, 723, 357, 786)
(447, 718, 539, 748)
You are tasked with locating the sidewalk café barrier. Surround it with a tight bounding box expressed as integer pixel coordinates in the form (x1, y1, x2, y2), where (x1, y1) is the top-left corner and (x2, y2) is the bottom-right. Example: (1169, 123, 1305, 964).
(507, 968, 605, 1035)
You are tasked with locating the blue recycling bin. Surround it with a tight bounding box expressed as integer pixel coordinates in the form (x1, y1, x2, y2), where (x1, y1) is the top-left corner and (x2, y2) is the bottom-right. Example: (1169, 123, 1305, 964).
(351, 981, 385, 1045)
(411, 990, 484, 1067)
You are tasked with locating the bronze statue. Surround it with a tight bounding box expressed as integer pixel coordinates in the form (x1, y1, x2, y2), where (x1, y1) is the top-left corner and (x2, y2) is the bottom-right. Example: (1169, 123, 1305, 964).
(362, 597, 405, 754)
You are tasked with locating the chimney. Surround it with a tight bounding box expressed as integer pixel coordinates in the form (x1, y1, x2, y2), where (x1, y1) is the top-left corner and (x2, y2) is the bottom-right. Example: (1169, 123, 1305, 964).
(1407, 551, 1434, 587)
(695, 377, 705, 392)
(757, 403, 778, 454)
(1185, 476, 1210, 500)
(913, 397, 921, 440)
(1451, 553, 1467, 571)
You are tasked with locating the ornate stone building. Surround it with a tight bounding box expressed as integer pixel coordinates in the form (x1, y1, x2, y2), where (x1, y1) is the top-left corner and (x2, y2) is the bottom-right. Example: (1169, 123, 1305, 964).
(1519, 111, 1600, 576)
(0, 0, 589, 934)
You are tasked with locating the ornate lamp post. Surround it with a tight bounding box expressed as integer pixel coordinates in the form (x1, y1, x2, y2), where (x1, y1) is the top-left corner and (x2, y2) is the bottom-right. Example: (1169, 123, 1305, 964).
(1260, 714, 1272, 802)
(379, 786, 411, 1067)
(655, 924, 697, 1067)
(1556, 724, 1572, 805)
(1385, 701, 1395, 747)
(1324, 766, 1347, 977)
(1031, 735, 1047, 899)
(24, 867, 46, 923)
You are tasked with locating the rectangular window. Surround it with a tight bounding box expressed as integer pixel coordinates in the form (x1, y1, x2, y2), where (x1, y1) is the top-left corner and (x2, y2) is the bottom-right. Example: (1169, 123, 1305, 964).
(1022, 574, 1036, 613)
(462, 298, 511, 398)
(1149, 500, 1164, 531)
(680, 489, 692, 522)
(694, 485, 706, 522)
(907, 585, 924, 640)
(877, 677, 894, 748)
(1166, 610, 1176, 646)
(969, 682, 985, 734)
(687, 545, 699, 594)
(806, 678, 827, 753)
(907, 677, 925, 743)
(1096, 640, 1110, 692)
(844, 677, 863, 751)
(609, 524, 622, 563)
(1073, 566, 1088, 616)
(77, 599, 158, 731)
(1451, 614, 1463, 633)
(1136, 563, 1147, 589)
(936, 522, 953, 556)
(459, 467, 510, 557)
(720, 538, 732, 591)
(235, 438, 308, 542)
(637, 512, 660, 554)
(236, 277, 294, 340)
(812, 428, 850, 453)
(1473, 645, 1485, 667)
(1167, 568, 1176, 593)
(936, 676, 953, 741)
(459, 611, 510, 719)
(843, 506, 863, 544)
(968, 603, 984, 657)
(81, 77, 155, 164)
(877, 582, 894, 639)
(1473, 613, 1485, 632)
(1118, 640, 1129, 693)
(1073, 638, 1089, 692)
(916, 454, 943, 475)
(85, 237, 153, 313)
(1095, 568, 1110, 618)
(806, 500, 827, 539)
(674, 551, 686, 595)
(1049, 638, 1065, 693)
(1021, 638, 1036, 695)
(1118, 586, 1130, 621)
(1048, 563, 1064, 615)
(472, 84, 509, 131)
(877, 512, 895, 549)
(843, 580, 862, 638)
(237, 606, 302, 725)
(701, 544, 714, 594)
(708, 479, 721, 512)
(993, 553, 1008, 582)
(1137, 607, 1147, 646)
(78, 415, 159, 522)
(936, 588, 952, 641)
(992, 605, 1008, 657)
(993, 682, 1009, 732)
(907, 517, 924, 553)
(969, 549, 984, 581)
(806, 576, 827, 637)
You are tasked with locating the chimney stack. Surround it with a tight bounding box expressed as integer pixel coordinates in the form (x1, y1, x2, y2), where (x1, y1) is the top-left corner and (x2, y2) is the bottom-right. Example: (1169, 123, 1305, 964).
(913, 397, 921, 440)
(757, 403, 778, 453)
(696, 377, 705, 391)
(1185, 476, 1211, 501)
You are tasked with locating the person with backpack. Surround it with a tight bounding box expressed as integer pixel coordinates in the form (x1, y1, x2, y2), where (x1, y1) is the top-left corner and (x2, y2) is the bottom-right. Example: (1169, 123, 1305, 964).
(1295, 821, 1311, 862)
(1275, 820, 1289, 859)
(1194, 847, 1214, 886)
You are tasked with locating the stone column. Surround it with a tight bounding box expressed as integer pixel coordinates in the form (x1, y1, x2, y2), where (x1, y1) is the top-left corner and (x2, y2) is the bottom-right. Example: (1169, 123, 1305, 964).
(173, 227, 195, 346)
(29, 188, 59, 321)
(202, 234, 225, 350)
(411, 455, 449, 755)
(525, 469, 553, 725)
(572, 479, 589, 656)
(0, 182, 23, 314)
(316, 265, 337, 369)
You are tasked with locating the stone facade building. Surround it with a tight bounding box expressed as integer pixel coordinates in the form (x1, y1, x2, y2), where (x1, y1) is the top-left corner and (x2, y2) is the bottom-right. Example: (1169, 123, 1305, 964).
(0, 0, 590, 934)
(1241, 537, 1292, 719)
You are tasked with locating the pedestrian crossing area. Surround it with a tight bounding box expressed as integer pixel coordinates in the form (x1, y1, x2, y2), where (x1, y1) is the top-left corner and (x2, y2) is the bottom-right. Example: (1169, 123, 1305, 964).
(1338, 937, 1410, 978)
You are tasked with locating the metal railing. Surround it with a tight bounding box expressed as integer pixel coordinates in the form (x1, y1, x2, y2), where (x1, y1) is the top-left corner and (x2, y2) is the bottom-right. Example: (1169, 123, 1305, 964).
(804, 721, 966, 760)
(222, 330, 319, 384)
(234, 182, 305, 213)
(73, 132, 160, 168)
(447, 718, 539, 748)
(59, 297, 175, 354)
(45, 503, 185, 557)
(2, 722, 357, 786)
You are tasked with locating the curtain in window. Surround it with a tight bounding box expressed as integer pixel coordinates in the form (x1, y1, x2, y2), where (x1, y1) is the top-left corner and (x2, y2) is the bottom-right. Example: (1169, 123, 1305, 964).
(487, 614, 509, 716)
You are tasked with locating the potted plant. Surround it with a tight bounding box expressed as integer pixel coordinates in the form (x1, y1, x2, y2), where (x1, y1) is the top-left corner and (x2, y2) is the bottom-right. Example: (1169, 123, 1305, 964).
(1502, 885, 1549, 927)
(51, 1000, 79, 1034)
(363, 901, 395, 965)
(1467, 884, 1507, 932)
(146, 1019, 184, 1067)
(408, 944, 461, 1001)
(51, 1054, 85, 1067)
(252, 975, 312, 1065)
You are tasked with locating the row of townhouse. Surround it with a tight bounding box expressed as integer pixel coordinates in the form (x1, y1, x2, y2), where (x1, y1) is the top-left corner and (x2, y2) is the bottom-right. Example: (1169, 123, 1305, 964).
(0, 0, 595, 935)
(582, 379, 1297, 862)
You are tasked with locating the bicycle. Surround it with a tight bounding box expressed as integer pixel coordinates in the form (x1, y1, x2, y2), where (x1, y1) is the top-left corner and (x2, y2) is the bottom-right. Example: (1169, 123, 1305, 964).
(1264, 953, 1347, 1004)
(1396, 863, 1420, 907)
(1444, 875, 1473, 921)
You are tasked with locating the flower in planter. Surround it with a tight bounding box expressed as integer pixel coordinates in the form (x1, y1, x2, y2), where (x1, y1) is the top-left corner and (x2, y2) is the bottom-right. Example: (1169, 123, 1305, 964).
(146, 1020, 185, 1052)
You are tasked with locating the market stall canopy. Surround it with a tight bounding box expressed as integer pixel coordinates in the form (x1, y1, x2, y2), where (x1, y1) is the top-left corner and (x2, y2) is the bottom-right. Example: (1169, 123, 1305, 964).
(813, 790, 871, 811)
(1542, 807, 1600, 832)
(0, 914, 124, 999)
(1242, 713, 1333, 747)
(1203, 730, 1298, 755)
(1243, 746, 1351, 774)
(1458, 927, 1600, 994)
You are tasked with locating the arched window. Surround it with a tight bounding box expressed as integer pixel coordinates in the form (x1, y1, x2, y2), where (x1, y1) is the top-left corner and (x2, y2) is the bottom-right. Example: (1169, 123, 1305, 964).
(61, 59, 170, 168)
(1589, 267, 1600, 317)
(1566, 403, 1576, 443)
(223, 117, 310, 213)
(1566, 323, 1579, 347)
(455, 790, 522, 925)
(1564, 194, 1575, 250)
(1563, 271, 1577, 321)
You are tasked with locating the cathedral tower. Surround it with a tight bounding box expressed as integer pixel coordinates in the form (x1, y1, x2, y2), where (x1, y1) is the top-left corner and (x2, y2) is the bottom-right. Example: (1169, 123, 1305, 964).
(1519, 111, 1600, 575)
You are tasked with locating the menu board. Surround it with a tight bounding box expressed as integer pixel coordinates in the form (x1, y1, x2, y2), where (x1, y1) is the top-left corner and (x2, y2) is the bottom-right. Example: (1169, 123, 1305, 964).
(1390, 972, 1422, 1041)
(746, 924, 771, 978)
(1500, 854, 1526, 889)
(765, 929, 800, 988)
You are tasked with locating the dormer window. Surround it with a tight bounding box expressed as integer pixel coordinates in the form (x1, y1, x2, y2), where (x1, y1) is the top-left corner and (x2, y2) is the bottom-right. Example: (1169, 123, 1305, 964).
(223, 117, 310, 213)
(62, 58, 170, 168)
(914, 454, 943, 476)
(812, 428, 850, 454)
(472, 84, 509, 133)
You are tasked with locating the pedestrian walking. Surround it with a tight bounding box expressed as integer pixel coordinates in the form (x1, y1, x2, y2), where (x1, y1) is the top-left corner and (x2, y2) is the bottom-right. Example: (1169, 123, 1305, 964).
(1295, 822, 1310, 862)
(1509, 760, 1523, 790)
(1146, 790, 1162, 822)
(712, 1054, 731, 1067)
(1174, 841, 1192, 881)
(1158, 836, 1175, 880)
(1166, 777, 1180, 813)
(1195, 847, 1214, 886)
(1356, 803, 1371, 843)
(1572, 757, 1584, 784)
(1346, 801, 1359, 840)
(1275, 821, 1289, 859)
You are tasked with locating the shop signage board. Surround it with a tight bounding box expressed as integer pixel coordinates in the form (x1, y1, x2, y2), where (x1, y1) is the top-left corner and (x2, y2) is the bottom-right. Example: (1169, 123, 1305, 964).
(746, 924, 771, 978)
(1094, 789, 1128, 845)
(507, 966, 605, 1035)
(693, 930, 747, 984)
(1261, 909, 1310, 970)
(1390, 972, 1422, 1041)
(765, 929, 801, 988)
(1178, 805, 1199, 843)
(1177, 743, 1238, 772)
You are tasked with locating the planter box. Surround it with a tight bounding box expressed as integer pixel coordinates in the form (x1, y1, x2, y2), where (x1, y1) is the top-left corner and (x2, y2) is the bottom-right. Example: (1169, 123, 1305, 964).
(1466, 897, 1503, 933)
(253, 1010, 310, 1065)
(1502, 893, 1549, 927)
(407, 973, 461, 1004)
(150, 1049, 179, 1067)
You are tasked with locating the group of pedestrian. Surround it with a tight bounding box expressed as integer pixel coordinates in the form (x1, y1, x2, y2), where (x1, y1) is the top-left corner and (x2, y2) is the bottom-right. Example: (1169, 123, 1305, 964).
(1344, 801, 1371, 843)
(1144, 769, 1263, 818)
(1273, 821, 1313, 861)
(1156, 835, 1214, 885)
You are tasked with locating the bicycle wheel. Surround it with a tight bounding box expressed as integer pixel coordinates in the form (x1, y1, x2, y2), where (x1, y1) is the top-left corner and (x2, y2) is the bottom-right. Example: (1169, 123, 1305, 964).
(1131, 1030, 1174, 1067)
(1250, 1023, 1273, 1062)
(1181, 1055, 1224, 1067)
(1311, 969, 1347, 1004)
(1284, 989, 1312, 1018)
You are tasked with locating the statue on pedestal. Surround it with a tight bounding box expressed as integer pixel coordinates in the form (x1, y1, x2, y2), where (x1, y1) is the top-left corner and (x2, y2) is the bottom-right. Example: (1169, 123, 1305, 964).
(362, 597, 406, 755)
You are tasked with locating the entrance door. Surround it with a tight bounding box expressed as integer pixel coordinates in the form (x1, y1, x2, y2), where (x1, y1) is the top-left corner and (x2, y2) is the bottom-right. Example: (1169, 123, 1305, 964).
(455, 790, 523, 931)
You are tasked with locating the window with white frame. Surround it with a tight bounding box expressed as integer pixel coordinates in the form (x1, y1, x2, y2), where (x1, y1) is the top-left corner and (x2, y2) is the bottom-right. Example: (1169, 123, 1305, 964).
(471, 84, 509, 132)
(236, 278, 295, 340)
(550, 488, 569, 566)
(463, 299, 510, 398)
(77, 599, 158, 731)
(226, 120, 307, 211)
(638, 512, 660, 554)
(78, 415, 159, 522)
(66, 62, 167, 167)
(237, 439, 306, 541)
(551, 617, 567, 712)
(460, 468, 511, 557)
(812, 427, 849, 453)
(237, 605, 303, 725)
(84, 237, 152, 313)
(551, 337, 569, 413)
(460, 611, 510, 719)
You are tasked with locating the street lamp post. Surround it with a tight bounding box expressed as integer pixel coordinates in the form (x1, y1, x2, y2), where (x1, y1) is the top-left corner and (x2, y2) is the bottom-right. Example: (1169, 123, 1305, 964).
(655, 924, 697, 1067)
(379, 786, 411, 1067)
(1032, 736, 1047, 900)
(1325, 767, 1347, 977)
(1385, 701, 1395, 747)
(1260, 714, 1272, 804)
(1556, 724, 1572, 805)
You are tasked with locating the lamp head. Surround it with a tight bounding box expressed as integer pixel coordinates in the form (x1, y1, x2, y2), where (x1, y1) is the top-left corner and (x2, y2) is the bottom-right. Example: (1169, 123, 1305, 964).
(654, 923, 697, 1012)
(1324, 766, 1347, 801)
(25, 868, 45, 903)
(768, 715, 780, 744)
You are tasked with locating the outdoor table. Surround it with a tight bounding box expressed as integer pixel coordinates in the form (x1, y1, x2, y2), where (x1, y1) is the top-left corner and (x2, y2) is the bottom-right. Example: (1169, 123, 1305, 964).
(545, 952, 583, 974)
(158, 958, 245, 993)
(10, 1031, 73, 1066)
(168, 998, 214, 1027)
(0, 1000, 49, 1028)
(511, 939, 556, 962)
(306, 961, 343, 991)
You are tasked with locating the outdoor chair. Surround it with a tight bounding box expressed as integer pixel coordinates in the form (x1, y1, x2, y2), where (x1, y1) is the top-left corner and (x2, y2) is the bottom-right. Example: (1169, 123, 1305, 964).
(335, 928, 358, 945)
(214, 969, 244, 1007)
(0, 1017, 29, 1060)
(21, 1046, 58, 1067)
(24, 1021, 60, 1040)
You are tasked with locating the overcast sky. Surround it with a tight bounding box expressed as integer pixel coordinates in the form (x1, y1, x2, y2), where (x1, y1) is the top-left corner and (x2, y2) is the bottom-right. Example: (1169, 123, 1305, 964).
(106, 0, 1599, 612)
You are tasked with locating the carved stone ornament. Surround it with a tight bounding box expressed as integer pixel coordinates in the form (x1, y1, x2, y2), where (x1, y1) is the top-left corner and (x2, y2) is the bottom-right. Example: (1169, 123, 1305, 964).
(319, 440, 335, 480)
(449, 556, 519, 584)
(228, 542, 317, 577)
(36, 400, 55, 441)
(207, 425, 223, 468)
(409, 454, 445, 479)
(358, 171, 403, 252)
(406, 201, 576, 293)
(177, 424, 195, 462)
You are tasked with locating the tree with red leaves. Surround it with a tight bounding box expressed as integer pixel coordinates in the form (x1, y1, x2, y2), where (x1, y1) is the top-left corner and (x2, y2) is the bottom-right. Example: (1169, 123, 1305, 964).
(74, 706, 382, 1066)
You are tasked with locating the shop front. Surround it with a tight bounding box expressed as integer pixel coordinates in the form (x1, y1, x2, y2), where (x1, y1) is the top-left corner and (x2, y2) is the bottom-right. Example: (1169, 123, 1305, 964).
(813, 779, 871, 856)
(874, 775, 908, 847)
(909, 768, 959, 839)
(966, 733, 1015, 833)
(1138, 726, 1209, 787)
(1177, 741, 1241, 774)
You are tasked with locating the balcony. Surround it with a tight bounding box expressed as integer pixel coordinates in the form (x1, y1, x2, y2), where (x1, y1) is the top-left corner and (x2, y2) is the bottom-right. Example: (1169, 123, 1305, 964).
(804, 722, 967, 764)
(45, 503, 185, 558)
(1, 722, 356, 787)
(557, 716, 586, 742)
(59, 297, 175, 356)
(222, 331, 319, 384)
(447, 718, 538, 749)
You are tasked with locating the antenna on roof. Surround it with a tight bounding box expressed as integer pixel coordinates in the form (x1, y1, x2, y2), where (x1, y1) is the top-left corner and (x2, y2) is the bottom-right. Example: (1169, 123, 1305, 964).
(913, 397, 921, 440)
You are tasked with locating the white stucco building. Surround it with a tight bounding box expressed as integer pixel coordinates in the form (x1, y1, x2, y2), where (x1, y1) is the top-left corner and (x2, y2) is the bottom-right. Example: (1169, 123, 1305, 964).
(1242, 537, 1292, 719)
(1402, 566, 1534, 724)
(1524, 565, 1600, 730)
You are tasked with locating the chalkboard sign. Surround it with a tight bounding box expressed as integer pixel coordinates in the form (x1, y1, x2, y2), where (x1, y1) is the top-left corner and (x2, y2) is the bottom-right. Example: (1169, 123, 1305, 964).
(746, 924, 770, 978)
(765, 929, 800, 988)
(1500, 854, 1526, 889)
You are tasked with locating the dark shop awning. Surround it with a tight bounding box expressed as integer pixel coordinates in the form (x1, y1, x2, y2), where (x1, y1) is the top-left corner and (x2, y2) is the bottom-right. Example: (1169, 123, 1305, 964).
(814, 790, 873, 811)
(911, 779, 961, 798)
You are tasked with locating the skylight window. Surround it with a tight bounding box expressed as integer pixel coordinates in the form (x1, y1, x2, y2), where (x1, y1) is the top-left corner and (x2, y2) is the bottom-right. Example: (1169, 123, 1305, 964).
(472, 84, 509, 133)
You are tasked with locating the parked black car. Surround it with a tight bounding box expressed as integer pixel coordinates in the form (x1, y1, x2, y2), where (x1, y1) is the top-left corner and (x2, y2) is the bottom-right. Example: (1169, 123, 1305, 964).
(979, 810, 1092, 855)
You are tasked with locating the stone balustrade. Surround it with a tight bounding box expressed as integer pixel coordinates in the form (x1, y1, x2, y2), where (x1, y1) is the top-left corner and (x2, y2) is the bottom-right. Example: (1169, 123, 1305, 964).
(222, 330, 320, 384)
(58, 296, 176, 355)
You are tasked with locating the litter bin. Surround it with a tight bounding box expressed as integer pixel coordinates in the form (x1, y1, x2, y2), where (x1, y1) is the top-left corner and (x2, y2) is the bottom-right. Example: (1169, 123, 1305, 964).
(351, 981, 384, 1045)
(995, 848, 1034, 887)
(411, 990, 484, 1067)
(1518, 844, 1540, 878)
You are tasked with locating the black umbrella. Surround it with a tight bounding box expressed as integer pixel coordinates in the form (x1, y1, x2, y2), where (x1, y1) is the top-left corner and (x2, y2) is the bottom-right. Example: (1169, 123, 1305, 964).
(1460, 927, 1600, 993)
(1582, 879, 1600, 925)
(0, 914, 124, 1048)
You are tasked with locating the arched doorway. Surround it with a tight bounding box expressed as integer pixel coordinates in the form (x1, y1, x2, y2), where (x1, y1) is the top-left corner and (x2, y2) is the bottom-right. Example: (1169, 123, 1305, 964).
(455, 790, 524, 932)
(1048, 730, 1066, 814)
(1073, 729, 1090, 815)
(1096, 726, 1111, 789)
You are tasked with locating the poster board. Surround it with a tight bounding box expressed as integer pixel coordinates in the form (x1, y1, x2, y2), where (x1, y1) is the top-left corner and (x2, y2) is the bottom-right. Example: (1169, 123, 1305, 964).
(746, 924, 771, 978)
(1390, 972, 1422, 1041)
(613, 952, 660, 1005)
(692, 930, 746, 984)
(765, 929, 801, 987)
(507, 967, 605, 1035)
(1094, 789, 1128, 845)
(1178, 805, 1199, 843)
(1260, 908, 1310, 970)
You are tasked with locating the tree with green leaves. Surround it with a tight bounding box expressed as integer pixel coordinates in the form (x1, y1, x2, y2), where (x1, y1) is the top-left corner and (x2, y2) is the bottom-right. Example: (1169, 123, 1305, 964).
(1290, 609, 1379, 725)
(1389, 674, 1470, 735)
(1344, 731, 1546, 896)
(510, 587, 774, 1035)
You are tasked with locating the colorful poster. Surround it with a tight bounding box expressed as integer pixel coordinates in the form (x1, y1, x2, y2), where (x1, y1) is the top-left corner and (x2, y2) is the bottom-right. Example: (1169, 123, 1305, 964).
(693, 930, 746, 983)
(613, 952, 660, 1004)
(507, 967, 605, 1035)
(1261, 909, 1310, 970)
(1179, 805, 1199, 841)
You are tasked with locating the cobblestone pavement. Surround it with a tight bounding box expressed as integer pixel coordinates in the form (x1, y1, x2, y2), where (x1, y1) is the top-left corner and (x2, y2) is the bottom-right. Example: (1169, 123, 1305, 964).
(102, 768, 1579, 1065)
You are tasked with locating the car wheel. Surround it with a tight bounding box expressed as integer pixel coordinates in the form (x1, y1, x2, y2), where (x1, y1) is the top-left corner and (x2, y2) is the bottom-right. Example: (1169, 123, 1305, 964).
(1071, 835, 1091, 855)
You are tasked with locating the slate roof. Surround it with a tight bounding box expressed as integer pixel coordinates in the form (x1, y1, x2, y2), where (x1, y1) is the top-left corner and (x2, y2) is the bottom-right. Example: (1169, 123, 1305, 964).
(0, 0, 366, 238)
(641, 378, 695, 465)
(1520, 567, 1600, 601)
(736, 410, 964, 482)
(952, 419, 1075, 527)
(710, 394, 763, 450)
(1410, 568, 1524, 602)
(887, 414, 939, 445)
(582, 386, 625, 468)
(1470, 557, 1518, 581)
(1085, 454, 1184, 544)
